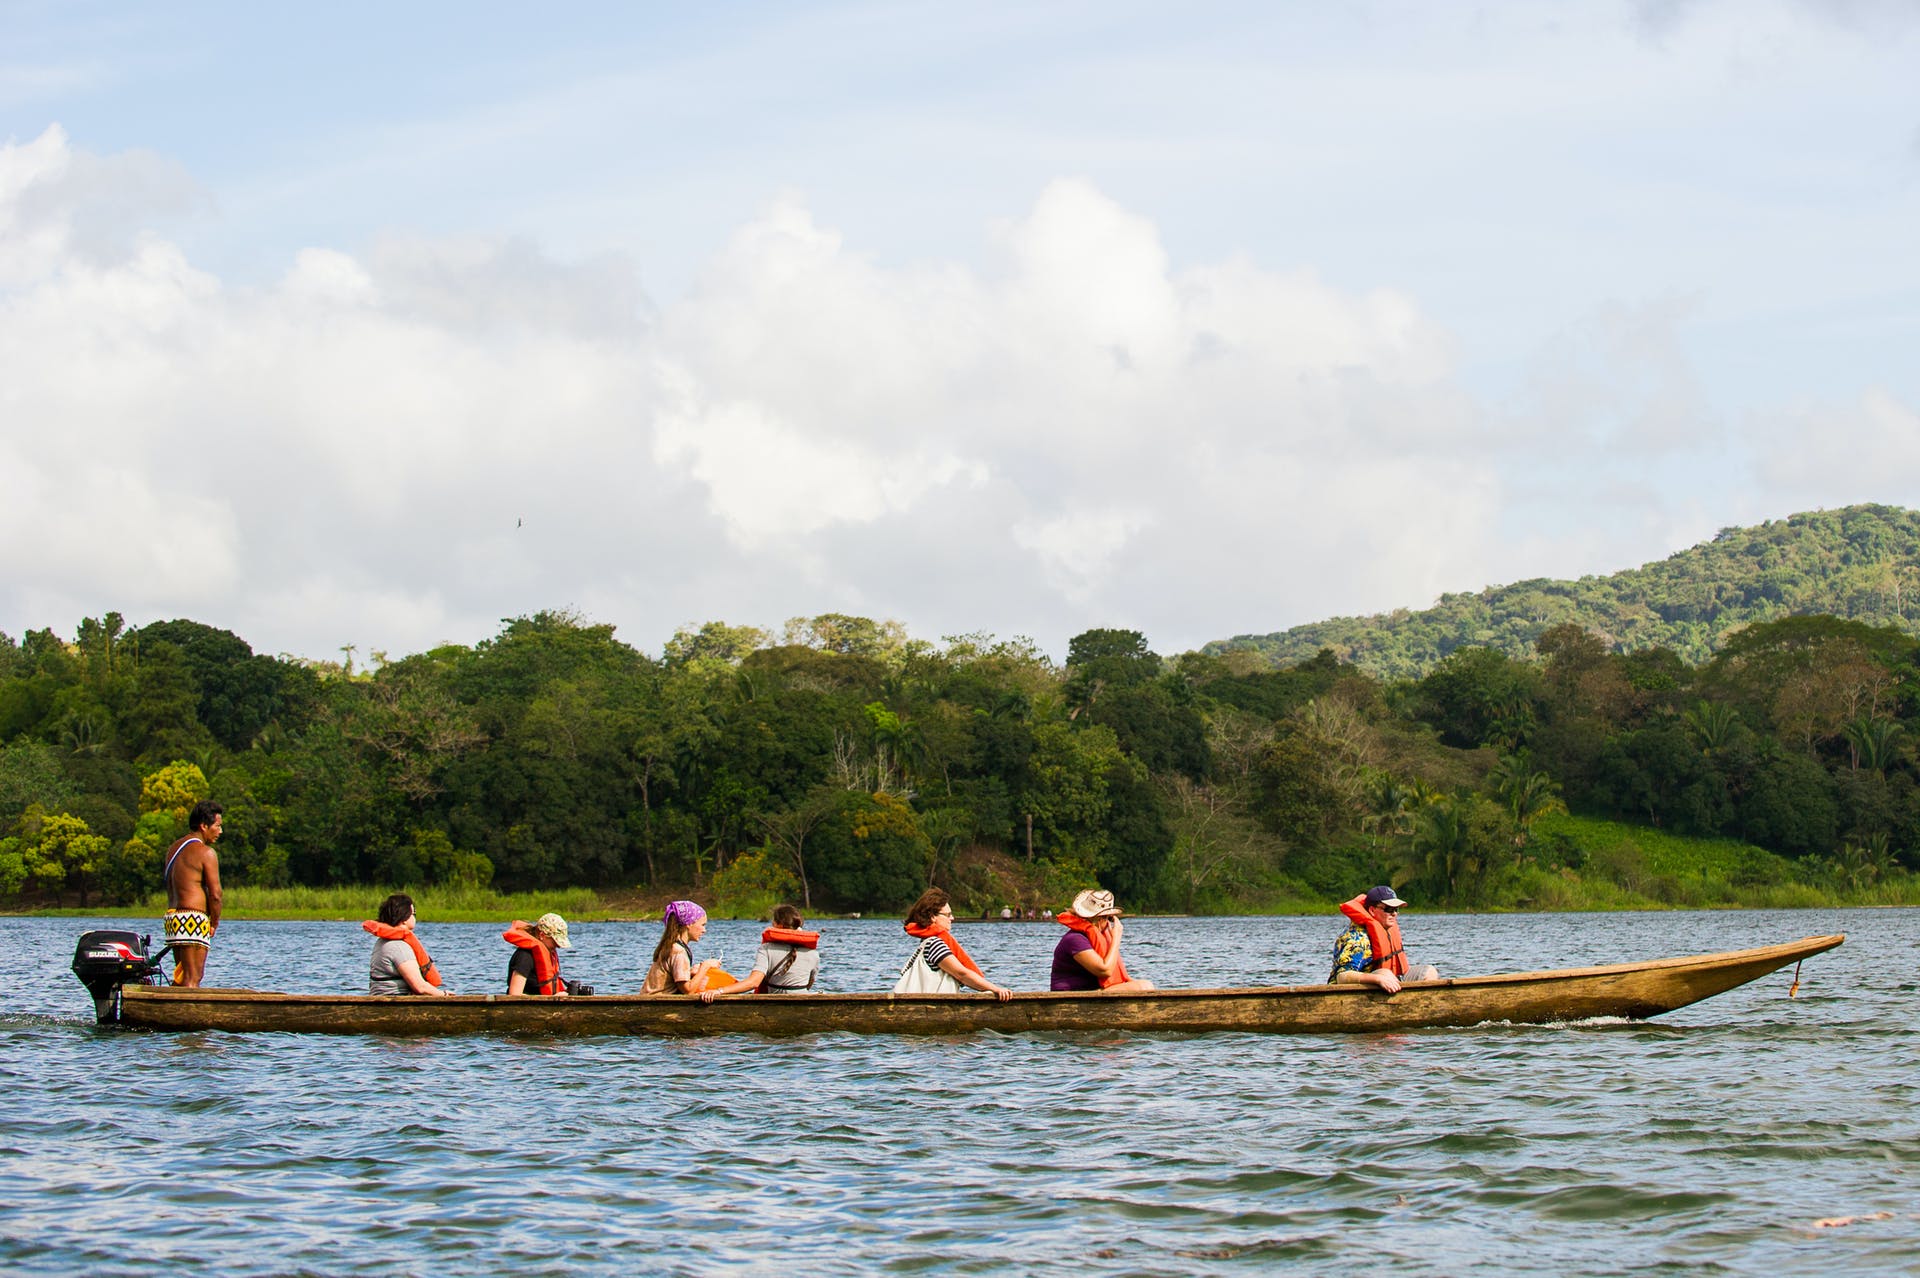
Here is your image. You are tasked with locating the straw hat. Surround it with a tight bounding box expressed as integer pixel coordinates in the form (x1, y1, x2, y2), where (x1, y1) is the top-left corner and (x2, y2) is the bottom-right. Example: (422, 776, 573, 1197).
(1068, 889, 1123, 920)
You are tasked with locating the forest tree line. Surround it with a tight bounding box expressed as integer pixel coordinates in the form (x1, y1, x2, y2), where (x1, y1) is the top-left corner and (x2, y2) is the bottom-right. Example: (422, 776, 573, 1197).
(2, 607, 1916, 914)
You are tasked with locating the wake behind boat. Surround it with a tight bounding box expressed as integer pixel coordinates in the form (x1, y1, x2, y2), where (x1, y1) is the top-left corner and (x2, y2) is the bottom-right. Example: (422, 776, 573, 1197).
(74, 932, 1842, 1037)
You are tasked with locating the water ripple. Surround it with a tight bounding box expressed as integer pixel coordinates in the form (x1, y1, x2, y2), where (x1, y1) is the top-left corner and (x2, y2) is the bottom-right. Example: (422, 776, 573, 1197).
(3, 909, 1914, 1275)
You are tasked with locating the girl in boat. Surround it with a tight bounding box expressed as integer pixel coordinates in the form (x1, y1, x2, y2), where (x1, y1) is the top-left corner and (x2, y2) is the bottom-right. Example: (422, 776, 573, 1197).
(698, 903, 820, 1001)
(643, 900, 724, 994)
(365, 893, 450, 996)
(895, 888, 1014, 1000)
(1051, 888, 1155, 993)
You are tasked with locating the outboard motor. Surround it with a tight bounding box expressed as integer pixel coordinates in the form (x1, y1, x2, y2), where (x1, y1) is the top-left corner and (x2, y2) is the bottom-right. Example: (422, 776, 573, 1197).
(72, 930, 166, 1024)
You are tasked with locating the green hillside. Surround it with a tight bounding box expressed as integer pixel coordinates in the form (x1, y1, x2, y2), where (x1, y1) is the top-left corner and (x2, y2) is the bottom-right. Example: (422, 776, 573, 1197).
(1211, 503, 1920, 678)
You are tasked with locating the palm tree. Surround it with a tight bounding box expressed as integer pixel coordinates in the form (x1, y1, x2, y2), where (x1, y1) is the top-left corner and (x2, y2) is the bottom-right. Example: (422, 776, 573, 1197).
(1412, 799, 1480, 902)
(1486, 688, 1536, 752)
(1683, 701, 1741, 753)
(188, 744, 223, 783)
(1841, 716, 1904, 774)
(1489, 755, 1566, 853)
(1361, 772, 1417, 856)
(59, 710, 110, 756)
(1837, 834, 1894, 889)
(252, 722, 292, 756)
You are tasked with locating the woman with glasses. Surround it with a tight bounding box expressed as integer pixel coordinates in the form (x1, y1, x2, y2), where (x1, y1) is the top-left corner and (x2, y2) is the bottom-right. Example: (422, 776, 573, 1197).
(894, 888, 1014, 1000)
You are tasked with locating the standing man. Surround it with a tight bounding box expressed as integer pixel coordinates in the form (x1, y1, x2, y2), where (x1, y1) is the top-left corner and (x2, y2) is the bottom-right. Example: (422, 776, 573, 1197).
(1329, 885, 1439, 993)
(163, 800, 224, 988)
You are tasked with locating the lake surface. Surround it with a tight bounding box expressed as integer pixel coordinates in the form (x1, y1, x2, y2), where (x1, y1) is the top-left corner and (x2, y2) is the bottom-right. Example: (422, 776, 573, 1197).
(3, 908, 1915, 1275)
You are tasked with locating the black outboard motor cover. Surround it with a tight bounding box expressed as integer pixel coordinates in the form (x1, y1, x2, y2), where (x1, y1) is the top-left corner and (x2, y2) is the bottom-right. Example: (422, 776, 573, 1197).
(72, 930, 163, 1023)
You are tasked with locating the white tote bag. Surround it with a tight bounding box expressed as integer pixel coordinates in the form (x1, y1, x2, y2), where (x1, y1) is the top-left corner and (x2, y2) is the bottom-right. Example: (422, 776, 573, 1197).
(892, 938, 964, 994)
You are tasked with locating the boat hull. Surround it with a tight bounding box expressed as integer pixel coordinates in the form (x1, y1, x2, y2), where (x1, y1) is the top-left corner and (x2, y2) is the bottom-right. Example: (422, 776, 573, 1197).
(109, 935, 1843, 1037)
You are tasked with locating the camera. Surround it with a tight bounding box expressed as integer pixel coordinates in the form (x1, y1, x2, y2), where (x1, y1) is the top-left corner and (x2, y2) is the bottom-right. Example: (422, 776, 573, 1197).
(566, 980, 595, 996)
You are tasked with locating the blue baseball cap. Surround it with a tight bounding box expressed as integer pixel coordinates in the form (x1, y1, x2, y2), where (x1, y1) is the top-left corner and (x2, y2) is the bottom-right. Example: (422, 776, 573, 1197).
(1364, 886, 1408, 908)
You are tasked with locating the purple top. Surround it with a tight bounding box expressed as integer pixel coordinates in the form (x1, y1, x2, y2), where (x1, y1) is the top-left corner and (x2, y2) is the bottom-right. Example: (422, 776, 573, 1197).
(1050, 931, 1101, 991)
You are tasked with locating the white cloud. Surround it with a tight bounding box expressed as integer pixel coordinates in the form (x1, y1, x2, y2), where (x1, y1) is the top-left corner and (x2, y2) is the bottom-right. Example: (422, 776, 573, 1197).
(1013, 508, 1154, 602)
(652, 388, 990, 548)
(1751, 389, 1920, 502)
(0, 124, 1900, 660)
(1509, 298, 1716, 453)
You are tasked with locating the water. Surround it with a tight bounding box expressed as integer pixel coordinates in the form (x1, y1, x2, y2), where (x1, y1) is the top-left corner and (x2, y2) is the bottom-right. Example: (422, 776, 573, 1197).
(3, 909, 1915, 1275)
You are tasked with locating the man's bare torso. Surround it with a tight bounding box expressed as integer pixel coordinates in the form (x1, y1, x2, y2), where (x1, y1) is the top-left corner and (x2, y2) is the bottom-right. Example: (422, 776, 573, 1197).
(167, 837, 218, 914)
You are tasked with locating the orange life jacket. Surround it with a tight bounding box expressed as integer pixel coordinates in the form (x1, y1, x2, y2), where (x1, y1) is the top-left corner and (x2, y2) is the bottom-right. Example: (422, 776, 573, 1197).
(503, 926, 563, 995)
(1337, 895, 1406, 976)
(363, 919, 442, 987)
(1056, 912, 1131, 987)
(646, 940, 738, 994)
(904, 920, 983, 976)
(758, 927, 818, 992)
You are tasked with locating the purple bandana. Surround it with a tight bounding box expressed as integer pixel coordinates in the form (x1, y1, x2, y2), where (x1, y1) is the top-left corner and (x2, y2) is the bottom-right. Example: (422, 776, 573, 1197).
(663, 900, 707, 927)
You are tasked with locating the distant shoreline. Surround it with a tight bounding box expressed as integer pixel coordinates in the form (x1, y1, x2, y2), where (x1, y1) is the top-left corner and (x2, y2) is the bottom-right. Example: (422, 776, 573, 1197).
(11, 901, 1913, 923)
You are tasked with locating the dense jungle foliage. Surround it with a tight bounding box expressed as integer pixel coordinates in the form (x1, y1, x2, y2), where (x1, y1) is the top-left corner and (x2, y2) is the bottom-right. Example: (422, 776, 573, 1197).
(1213, 504, 1920, 678)
(4, 598, 1918, 916)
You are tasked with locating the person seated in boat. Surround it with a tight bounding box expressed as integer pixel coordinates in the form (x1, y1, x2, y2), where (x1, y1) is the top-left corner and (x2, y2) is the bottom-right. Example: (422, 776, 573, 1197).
(698, 904, 819, 1002)
(366, 893, 451, 996)
(1329, 886, 1439, 994)
(895, 888, 1013, 1000)
(643, 900, 724, 994)
(1051, 888, 1156, 993)
(504, 912, 572, 996)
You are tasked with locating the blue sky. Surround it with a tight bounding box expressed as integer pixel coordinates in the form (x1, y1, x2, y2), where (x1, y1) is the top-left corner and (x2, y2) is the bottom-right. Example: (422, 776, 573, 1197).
(3, 1, 1917, 661)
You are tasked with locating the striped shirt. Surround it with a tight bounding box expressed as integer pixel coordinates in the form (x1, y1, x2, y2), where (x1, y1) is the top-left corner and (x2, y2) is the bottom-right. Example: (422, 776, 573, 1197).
(919, 936, 954, 972)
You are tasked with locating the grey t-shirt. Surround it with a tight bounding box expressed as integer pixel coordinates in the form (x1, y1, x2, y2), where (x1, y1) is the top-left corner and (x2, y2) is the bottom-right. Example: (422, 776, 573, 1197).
(369, 937, 417, 995)
(753, 941, 819, 992)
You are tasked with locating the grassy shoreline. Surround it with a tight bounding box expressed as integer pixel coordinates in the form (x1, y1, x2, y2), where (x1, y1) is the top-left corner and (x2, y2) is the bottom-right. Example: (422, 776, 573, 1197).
(11, 814, 1916, 920)
(7, 882, 1916, 922)
(9, 885, 623, 923)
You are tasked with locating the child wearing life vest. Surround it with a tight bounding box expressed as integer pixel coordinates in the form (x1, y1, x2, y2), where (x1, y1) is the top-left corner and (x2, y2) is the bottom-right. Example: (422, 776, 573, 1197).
(1051, 889, 1156, 993)
(643, 900, 725, 994)
(698, 903, 820, 1002)
(365, 892, 451, 996)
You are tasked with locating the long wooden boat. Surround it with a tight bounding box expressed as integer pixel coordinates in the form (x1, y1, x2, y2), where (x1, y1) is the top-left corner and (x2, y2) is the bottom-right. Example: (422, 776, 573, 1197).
(104, 935, 1842, 1037)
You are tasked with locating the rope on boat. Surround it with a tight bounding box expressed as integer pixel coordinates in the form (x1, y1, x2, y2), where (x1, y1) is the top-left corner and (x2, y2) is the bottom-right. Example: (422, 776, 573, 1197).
(1789, 958, 1803, 998)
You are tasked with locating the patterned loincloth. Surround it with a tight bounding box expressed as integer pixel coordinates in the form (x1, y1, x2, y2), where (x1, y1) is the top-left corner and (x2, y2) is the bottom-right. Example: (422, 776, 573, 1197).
(164, 909, 213, 949)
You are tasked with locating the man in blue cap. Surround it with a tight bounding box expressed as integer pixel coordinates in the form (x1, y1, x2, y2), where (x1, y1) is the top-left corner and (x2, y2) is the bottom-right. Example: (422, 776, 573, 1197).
(1329, 885, 1439, 992)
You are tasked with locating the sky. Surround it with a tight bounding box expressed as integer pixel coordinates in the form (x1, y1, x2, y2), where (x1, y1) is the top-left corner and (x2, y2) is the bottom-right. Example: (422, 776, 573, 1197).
(2, 0, 1917, 664)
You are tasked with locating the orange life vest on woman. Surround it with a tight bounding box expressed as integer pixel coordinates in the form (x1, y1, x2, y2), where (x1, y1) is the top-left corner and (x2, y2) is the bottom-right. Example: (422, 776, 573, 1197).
(362, 919, 442, 987)
(1337, 895, 1407, 976)
(904, 920, 983, 976)
(1055, 912, 1131, 988)
(503, 925, 563, 995)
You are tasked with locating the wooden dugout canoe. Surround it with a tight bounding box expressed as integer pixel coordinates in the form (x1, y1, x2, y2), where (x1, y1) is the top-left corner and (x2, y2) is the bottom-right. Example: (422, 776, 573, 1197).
(106, 934, 1842, 1037)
